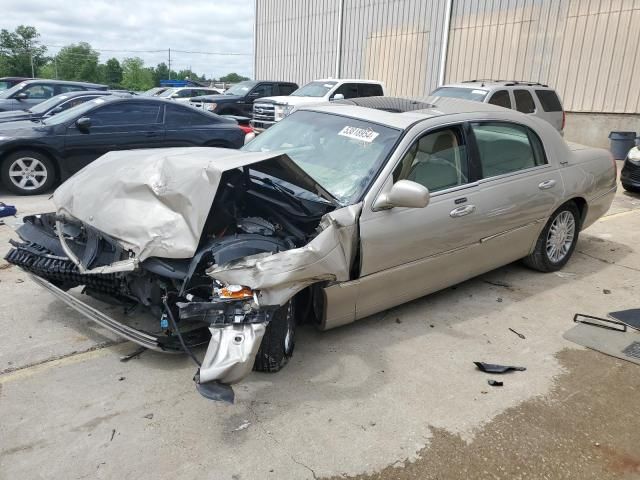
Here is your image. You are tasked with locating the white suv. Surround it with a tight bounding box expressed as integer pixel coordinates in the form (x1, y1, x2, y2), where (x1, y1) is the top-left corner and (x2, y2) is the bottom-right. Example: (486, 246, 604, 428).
(252, 78, 385, 131)
(431, 80, 565, 132)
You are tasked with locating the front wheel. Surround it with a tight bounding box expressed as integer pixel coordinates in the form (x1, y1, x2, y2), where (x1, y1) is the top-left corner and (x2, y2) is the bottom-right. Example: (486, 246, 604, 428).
(1, 150, 56, 195)
(523, 202, 580, 272)
(253, 300, 296, 373)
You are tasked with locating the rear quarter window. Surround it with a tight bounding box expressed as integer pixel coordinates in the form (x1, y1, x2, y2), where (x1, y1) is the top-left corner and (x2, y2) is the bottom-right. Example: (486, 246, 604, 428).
(513, 90, 536, 114)
(535, 90, 563, 112)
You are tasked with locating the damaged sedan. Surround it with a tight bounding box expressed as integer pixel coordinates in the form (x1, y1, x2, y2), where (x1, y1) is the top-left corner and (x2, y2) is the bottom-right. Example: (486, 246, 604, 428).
(6, 96, 617, 401)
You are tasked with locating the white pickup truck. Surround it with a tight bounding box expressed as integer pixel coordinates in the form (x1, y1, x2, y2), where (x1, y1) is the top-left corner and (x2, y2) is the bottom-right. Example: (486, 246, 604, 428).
(251, 78, 384, 131)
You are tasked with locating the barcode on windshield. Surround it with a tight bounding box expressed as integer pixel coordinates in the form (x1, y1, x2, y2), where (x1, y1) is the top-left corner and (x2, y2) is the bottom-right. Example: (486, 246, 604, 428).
(338, 126, 380, 143)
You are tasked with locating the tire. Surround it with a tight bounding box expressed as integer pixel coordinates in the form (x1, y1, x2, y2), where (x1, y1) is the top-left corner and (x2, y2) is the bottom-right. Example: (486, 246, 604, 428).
(622, 183, 640, 193)
(253, 300, 296, 373)
(523, 202, 580, 272)
(1, 150, 56, 195)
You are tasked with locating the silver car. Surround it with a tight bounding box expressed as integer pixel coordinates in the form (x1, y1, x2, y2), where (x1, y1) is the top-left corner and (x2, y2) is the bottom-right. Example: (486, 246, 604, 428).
(7, 96, 616, 401)
(431, 80, 565, 133)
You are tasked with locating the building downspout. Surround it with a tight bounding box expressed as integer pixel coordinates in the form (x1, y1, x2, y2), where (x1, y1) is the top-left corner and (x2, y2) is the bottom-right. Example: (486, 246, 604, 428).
(253, 0, 258, 79)
(438, 0, 454, 86)
(335, 0, 345, 78)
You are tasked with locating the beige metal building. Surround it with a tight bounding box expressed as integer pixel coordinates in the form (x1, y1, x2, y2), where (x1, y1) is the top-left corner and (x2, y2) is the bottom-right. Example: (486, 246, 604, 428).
(254, 0, 640, 147)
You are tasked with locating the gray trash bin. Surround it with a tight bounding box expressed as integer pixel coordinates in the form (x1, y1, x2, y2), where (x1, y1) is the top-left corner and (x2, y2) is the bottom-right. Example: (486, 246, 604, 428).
(608, 131, 636, 159)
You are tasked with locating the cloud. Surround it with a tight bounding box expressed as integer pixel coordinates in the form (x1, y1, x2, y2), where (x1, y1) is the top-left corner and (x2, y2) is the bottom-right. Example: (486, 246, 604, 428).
(1, 0, 254, 79)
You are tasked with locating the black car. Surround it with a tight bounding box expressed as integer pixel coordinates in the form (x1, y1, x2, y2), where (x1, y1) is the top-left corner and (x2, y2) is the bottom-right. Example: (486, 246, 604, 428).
(0, 77, 32, 91)
(620, 145, 640, 192)
(0, 96, 247, 195)
(0, 90, 120, 124)
(189, 80, 298, 116)
(0, 79, 108, 112)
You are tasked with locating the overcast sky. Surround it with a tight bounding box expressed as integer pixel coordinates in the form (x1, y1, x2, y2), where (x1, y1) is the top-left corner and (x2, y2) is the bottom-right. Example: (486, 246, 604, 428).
(2, 0, 254, 79)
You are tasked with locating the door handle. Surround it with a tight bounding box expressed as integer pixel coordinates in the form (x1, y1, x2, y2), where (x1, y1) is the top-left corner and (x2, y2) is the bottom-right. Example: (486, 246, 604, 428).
(450, 205, 476, 217)
(538, 179, 556, 190)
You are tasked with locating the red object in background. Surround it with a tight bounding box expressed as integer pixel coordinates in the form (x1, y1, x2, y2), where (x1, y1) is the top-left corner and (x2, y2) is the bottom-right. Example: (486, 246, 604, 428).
(238, 125, 253, 135)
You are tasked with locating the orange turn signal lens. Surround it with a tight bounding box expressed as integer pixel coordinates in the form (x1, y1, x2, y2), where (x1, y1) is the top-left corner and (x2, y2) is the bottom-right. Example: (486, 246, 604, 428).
(219, 285, 254, 299)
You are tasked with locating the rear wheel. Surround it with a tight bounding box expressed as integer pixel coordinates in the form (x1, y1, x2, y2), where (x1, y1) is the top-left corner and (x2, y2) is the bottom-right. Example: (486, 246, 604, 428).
(1, 150, 56, 195)
(622, 183, 640, 193)
(253, 300, 296, 373)
(523, 202, 580, 272)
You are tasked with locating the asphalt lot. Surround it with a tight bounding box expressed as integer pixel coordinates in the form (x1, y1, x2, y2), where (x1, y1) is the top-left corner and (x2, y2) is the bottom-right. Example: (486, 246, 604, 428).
(1, 166, 639, 480)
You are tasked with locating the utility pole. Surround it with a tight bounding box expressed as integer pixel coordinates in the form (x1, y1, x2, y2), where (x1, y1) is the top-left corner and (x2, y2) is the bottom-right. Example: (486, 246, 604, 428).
(168, 48, 171, 80)
(30, 51, 35, 78)
(54, 56, 58, 79)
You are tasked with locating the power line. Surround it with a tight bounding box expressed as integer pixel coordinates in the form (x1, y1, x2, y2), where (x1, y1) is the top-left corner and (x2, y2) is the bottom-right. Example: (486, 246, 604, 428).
(41, 44, 251, 56)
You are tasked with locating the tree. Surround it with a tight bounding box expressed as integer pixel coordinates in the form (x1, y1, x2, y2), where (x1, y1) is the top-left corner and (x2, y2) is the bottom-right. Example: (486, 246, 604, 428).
(0, 25, 48, 77)
(153, 62, 170, 86)
(219, 72, 250, 83)
(54, 42, 100, 82)
(102, 57, 123, 87)
(121, 57, 154, 91)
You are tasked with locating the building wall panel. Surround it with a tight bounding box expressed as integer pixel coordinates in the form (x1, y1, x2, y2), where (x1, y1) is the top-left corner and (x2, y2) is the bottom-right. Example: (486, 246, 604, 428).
(445, 0, 640, 112)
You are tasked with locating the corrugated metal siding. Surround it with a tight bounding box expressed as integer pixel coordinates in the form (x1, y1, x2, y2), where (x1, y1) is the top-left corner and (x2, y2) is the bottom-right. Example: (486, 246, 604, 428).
(255, 0, 640, 112)
(255, 0, 450, 96)
(446, 0, 640, 113)
(255, 0, 341, 84)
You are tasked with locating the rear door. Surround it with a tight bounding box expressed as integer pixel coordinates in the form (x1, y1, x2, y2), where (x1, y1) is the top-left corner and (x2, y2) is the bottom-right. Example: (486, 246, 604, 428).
(163, 103, 237, 147)
(534, 89, 564, 131)
(469, 121, 564, 260)
(63, 100, 164, 172)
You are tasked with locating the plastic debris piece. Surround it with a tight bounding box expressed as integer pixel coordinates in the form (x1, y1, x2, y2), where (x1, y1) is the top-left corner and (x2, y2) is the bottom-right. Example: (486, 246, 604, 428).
(488, 379, 503, 387)
(474, 362, 526, 374)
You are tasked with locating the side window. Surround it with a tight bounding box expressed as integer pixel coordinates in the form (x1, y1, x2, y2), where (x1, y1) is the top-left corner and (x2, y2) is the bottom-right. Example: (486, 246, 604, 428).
(359, 83, 384, 97)
(487, 90, 511, 108)
(393, 126, 469, 193)
(250, 84, 274, 98)
(332, 83, 359, 99)
(176, 89, 193, 98)
(89, 103, 161, 127)
(59, 96, 98, 112)
(22, 84, 54, 99)
(278, 84, 297, 95)
(535, 90, 563, 112)
(166, 104, 213, 127)
(59, 85, 84, 93)
(471, 122, 546, 178)
(513, 89, 536, 113)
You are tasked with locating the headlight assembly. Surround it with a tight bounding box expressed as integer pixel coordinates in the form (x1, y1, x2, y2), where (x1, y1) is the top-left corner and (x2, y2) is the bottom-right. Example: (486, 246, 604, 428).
(627, 147, 640, 164)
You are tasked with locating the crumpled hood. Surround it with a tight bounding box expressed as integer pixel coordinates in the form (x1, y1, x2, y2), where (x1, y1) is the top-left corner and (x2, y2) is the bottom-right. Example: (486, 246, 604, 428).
(53, 147, 336, 263)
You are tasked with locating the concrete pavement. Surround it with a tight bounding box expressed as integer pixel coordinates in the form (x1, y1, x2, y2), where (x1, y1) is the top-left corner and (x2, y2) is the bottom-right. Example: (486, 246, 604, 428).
(1, 176, 639, 479)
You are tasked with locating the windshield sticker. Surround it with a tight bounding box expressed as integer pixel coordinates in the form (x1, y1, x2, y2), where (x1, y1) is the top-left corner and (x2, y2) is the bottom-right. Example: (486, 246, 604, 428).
(338, 126, 380, 143)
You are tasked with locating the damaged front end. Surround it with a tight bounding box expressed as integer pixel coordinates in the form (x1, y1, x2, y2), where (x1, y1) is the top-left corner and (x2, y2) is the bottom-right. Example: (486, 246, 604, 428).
(6, 147, 360, 401)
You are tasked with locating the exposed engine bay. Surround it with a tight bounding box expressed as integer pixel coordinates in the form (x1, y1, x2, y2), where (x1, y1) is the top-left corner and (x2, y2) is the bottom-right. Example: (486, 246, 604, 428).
(5, 147, 360, 402)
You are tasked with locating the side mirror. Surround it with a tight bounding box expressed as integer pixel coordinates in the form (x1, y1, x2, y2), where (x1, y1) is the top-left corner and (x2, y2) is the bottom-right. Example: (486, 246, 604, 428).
(332, 93, 345, 101)
(373, 180, 430, 210)
(15, 92, 28, 100)
(76, 117, 91, 131)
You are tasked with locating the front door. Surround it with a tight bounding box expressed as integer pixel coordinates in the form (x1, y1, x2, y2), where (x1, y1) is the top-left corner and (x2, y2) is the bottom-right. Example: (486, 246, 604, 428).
(356, 124, 486, 319)
(63, 101, 165, 173)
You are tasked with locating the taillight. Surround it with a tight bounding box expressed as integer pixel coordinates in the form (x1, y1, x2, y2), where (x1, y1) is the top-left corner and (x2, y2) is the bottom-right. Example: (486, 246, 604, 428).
(561, 110, 566, 131)
(238, 125, 253, 135)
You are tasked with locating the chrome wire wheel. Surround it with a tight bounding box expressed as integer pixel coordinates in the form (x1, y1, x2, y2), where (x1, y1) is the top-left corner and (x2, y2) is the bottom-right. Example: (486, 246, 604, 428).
(8, 157, 48, 191)
(546, 211, 576, 263)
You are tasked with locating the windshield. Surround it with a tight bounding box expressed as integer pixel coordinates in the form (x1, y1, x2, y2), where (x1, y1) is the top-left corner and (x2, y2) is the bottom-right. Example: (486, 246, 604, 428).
(224, 81, 257, 95)
(42, 97, 108, 125)
(291, 81, 337, 98)
(0, 82, 27, 99)
(158, 88, 177, 98)
(242, 110, 401, 205)
(430, 86, 488, 102)
(0, 81, 15, 91)
(28, 94, 70, 114)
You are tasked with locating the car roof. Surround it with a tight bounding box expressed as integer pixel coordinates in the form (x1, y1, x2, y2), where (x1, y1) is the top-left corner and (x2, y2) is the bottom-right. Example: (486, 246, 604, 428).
(55, 90, 112, 98)
(299, 96, 511, 129)
(313, 78, 384, 85)
(440, 80, 554, 90)
(20, 78, 108, 88)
